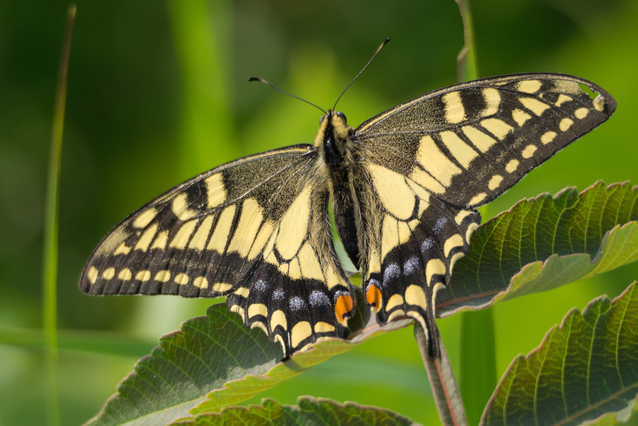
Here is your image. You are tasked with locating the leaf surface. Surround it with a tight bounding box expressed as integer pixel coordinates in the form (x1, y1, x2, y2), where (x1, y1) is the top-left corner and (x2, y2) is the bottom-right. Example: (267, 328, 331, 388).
(438, 182, 638, 315)
(482, 283, 638, 426)
(83, 291, 411, 425)
(173, 397, 416, 425)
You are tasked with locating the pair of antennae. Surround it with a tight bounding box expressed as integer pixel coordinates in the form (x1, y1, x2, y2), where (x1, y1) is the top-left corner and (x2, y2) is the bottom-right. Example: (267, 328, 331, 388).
(249, 38, 391, 114)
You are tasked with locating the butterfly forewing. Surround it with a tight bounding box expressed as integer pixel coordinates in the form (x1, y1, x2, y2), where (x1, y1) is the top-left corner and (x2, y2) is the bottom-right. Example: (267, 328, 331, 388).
(80, 145, 355, 357)
(355, 73, 616, 208)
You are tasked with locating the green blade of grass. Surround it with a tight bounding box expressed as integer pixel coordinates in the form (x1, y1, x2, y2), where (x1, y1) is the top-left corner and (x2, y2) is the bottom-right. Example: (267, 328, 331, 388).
(455, 0, 478, 82)
(453, 1, 497, 424)
(43, 5, 76, 426)
(166, 0, 239, 178)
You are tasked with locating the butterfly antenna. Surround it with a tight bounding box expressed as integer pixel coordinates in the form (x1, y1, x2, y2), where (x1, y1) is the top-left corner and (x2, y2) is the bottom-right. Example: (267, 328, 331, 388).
(249, 77, 327, 115)
(332, 37, 391, 111)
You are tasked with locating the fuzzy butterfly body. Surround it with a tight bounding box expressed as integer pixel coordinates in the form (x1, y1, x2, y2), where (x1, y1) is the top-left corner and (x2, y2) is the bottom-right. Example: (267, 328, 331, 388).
(80, 73, 615, 359)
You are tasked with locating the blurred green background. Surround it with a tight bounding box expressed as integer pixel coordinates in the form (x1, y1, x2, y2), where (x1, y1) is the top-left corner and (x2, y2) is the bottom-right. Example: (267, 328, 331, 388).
(1, 0, 637, 424)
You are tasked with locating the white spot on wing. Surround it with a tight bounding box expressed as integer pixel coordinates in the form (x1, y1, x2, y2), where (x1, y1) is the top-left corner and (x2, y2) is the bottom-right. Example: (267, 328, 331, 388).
(383, 263, 401, 284)
(276, 185, 312, 260)
(189, 216, 214, 251)
(481, 118, 513, 140)
(512, 109, 532, 127)
(291, 321, 312, 348)
(172, 193, 197, 221)
(386, 294, 404, 311)
(468, 193, 487, 206)
(194, 277, 208, 289)
(517, 80, 542, 93)
(103, 267, 115, 280)
(555, 94, 572, 107)
(170, 221, 198, 249)
(541, 131, 557, 144)
(403, 257, 419, 275)
(443, 234, 464, 257)
(228, 198, 264, 257)
(405, 285, 427, 309)
(488, 175, 503, 190)
(271, 310, 287, 331)
(118, 268, 132, 281)
(506, 159, 519, 173)
(415, 135, 461, 187)
(155, 270, 171, 282)
(440, 131, 478, 169)
(520, 97, 550, 116)
(205, 173, 226, 209)
(368, 164, 417, 220)
(133, 209, 157, 229)
(425, 259, 446, 285)
(481, 88, 501, 116)
(560, 118, 574, 131)
(442, 91, 466, 124)
(174, 273, 189, 285)
(521, 145, 538, 159)
(135, 270, 151, 282)
(462, 126, 498, 153)
(575, 108, 589, 119)
(87, 266, 98, 284)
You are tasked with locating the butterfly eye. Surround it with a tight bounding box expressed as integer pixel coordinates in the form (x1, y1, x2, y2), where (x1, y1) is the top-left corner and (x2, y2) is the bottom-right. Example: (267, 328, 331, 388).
(336, 111, 347, 123)
(319, 115, 326, 125)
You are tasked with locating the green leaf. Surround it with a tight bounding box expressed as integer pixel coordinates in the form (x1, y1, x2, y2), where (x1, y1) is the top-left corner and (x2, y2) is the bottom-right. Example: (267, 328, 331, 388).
(83, 291, 411, 426)
(438, 181, 638, 315)
(82, 305, 280, 426)
(481, 282, 638, 426)
(171, 397, 416, 426)
(187, 294, 409, 416)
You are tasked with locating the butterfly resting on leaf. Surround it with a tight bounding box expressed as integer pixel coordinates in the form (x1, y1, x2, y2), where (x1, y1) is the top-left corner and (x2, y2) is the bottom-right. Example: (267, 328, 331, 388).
(79, 44, 616, 360)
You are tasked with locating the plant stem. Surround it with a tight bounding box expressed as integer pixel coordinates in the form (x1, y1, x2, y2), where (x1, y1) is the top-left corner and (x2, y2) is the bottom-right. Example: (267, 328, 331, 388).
(455, 0, 478, 82)
(415, 325, 468, 426)
(460, 308, 497, 425)
(43, 5, 76, 426)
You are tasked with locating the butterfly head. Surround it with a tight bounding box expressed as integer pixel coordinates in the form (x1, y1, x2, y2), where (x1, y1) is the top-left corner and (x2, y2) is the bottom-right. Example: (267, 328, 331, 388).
(314, 110, 353, 154)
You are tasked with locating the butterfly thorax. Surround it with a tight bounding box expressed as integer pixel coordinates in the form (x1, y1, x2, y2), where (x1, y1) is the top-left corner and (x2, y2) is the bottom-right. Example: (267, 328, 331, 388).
(315, 111, 363, 269)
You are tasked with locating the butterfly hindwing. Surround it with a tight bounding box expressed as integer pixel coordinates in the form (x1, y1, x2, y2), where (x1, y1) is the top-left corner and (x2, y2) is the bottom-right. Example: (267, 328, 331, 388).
(355, 73, 616, 208)
(357, 163, 480, 356)
(80, 145, 355, 357)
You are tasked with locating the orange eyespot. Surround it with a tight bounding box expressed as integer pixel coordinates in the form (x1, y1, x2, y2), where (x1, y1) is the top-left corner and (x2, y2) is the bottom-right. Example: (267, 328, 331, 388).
(366, 284, 382, 311)
(334, 294, 354, 325)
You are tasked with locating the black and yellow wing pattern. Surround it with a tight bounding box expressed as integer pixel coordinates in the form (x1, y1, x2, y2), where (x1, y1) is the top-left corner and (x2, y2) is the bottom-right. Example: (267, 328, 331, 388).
(80, 72, 615, 359)
(354, 73, 615, 356)
(80, 146, 355, 356)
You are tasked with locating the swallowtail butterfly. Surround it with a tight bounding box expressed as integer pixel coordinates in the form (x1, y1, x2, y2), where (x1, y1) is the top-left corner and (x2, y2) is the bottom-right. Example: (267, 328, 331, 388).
(80, 47, 616, 359)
